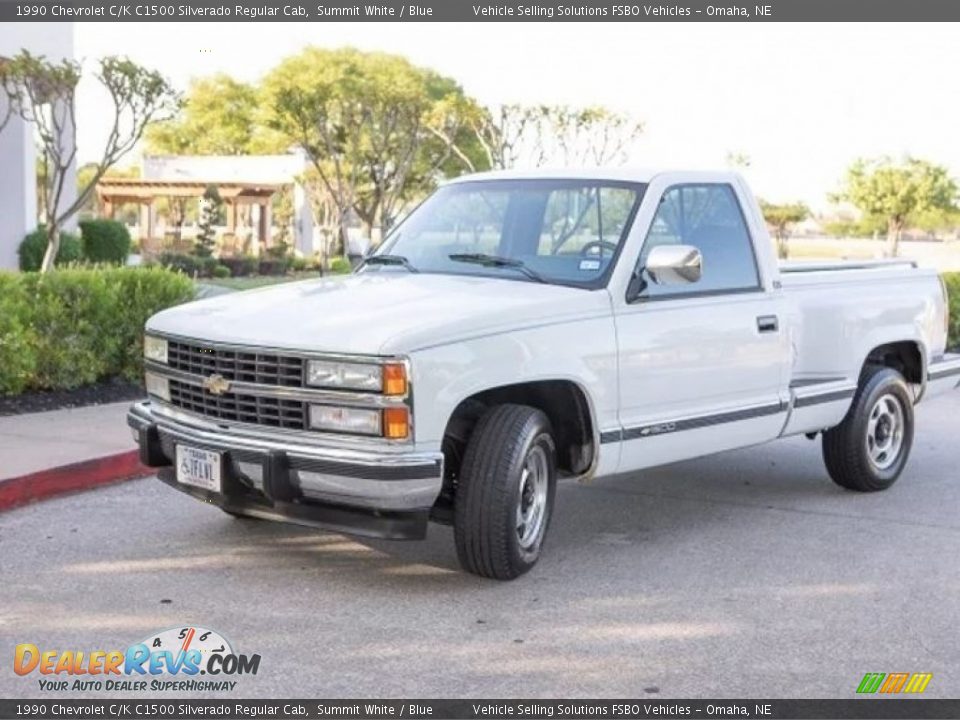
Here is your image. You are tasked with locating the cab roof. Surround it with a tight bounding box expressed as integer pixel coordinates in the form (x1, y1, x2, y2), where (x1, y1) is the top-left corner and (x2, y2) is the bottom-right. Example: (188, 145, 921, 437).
(443, 167, 740, 185)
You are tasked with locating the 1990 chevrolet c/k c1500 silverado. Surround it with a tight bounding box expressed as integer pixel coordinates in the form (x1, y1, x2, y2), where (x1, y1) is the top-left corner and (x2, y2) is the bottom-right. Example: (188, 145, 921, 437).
(128, 169, 960, 579)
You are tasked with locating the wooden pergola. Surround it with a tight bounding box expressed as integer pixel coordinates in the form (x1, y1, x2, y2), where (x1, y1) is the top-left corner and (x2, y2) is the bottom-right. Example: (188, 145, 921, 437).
(96, 178, 284, 254)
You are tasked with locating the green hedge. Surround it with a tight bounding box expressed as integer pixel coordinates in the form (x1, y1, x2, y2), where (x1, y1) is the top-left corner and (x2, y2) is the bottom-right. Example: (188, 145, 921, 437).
(158, 252, 219, 278)
(0, 267, 195, 395)
(944, 272, 960, 350)
(80, 219, 132, 264)
(329, 256, 352, 274)
(18, 227, 82, 271)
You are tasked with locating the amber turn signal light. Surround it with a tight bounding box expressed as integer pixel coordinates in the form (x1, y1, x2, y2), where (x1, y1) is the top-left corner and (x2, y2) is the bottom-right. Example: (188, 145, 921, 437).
(383, 407, 410, 439)
(382, 363, 408, 396)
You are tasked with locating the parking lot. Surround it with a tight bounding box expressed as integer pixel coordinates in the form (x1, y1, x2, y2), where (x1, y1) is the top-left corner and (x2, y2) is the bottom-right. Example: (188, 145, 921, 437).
(2, 395, 958, 699)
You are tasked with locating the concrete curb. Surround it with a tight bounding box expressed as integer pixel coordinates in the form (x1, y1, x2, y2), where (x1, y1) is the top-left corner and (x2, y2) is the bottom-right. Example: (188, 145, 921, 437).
(0, 450, 151, 512)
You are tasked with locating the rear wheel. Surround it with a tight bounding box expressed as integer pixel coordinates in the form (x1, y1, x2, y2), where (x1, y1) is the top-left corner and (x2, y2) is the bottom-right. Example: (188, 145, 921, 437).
(822, 366, 914, 492)
(454, 404, 557, 580)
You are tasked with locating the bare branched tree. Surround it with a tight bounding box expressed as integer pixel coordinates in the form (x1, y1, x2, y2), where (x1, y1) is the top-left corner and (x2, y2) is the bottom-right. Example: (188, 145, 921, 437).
(470, 104, 644, 170)
(466, 104, 535, 170)
(0, 52, 178, 271)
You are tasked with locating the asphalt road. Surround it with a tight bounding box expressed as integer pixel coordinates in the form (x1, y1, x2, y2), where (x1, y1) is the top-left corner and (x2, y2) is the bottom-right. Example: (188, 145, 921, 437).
(2, 394, 959, 700)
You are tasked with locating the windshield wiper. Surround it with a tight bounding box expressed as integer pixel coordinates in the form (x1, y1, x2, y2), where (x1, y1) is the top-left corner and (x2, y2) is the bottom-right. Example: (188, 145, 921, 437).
(448, 253, 546, 284)
(360, 254, 419, 273)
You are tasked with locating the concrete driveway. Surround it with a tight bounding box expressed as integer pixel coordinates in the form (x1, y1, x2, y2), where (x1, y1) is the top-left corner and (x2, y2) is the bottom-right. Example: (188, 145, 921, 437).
(2, 395, 958, 699)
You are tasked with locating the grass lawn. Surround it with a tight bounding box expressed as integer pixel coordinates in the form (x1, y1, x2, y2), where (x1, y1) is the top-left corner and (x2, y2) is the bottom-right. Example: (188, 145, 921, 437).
(201, 271, 328, 291)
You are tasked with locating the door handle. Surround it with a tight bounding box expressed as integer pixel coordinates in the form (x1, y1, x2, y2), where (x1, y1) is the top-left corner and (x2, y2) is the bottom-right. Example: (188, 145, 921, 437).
(757, 315, 779, 333)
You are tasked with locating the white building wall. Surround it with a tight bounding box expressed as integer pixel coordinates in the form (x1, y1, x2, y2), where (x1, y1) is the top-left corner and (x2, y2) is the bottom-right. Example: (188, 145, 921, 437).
(0, 23, 77, 270)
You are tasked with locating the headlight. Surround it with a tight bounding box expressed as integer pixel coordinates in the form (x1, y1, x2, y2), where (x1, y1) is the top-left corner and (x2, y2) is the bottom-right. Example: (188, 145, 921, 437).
(308, 405, 382, 436)
(144, 371, 170, 402)
(306, 360, 407, 395)
(144, 335, 168, 364)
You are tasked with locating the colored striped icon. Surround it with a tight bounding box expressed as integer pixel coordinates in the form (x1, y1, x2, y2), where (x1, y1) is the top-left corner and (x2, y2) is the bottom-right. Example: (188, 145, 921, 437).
(856, 672, 933, 694)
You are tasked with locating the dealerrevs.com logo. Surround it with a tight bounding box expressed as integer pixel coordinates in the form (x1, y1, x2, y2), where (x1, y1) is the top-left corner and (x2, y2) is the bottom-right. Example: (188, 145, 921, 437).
(14, 626, 261, 692)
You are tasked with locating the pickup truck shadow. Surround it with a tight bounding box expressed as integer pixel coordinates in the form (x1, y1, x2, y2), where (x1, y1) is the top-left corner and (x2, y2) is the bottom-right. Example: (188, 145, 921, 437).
(344, 435, 866, 583)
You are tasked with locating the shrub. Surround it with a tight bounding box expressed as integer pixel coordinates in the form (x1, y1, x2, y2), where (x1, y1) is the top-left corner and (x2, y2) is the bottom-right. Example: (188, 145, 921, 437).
(158, 252, 218, 278)
(18, 227, 83, 271)
(329, 256, 352, 274)
(0, 274, 37, 395)
(0, 267, 194, 394)
(944, 272, 960, 350)
(19, 269, 119, 389)
(220, 255, 259, 277)
(266, 240, 290, 259)
(289, 256, 308, 272)
(79, 219, 132, 264)
(195, 185, 222, 258)
(258, 258, 289, 276)
(102, 266, 196, 382)
(212, 264, 231, 278)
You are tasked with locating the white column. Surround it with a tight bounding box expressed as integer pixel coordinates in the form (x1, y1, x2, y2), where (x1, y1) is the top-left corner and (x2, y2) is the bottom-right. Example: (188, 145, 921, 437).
(293, 182, 315, 255)
(0, 106, 36, 270)
(0, 22, 76, 268)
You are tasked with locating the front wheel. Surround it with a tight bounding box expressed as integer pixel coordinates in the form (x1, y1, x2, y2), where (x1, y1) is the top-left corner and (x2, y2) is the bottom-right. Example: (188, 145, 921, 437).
(822, 366, 914, 492)
(454, 404, 557, 580)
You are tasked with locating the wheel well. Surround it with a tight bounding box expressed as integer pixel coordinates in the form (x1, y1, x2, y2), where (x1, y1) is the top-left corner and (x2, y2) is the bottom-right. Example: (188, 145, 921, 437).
(441, 380, 596, 481)
(863, 341, 923, 384)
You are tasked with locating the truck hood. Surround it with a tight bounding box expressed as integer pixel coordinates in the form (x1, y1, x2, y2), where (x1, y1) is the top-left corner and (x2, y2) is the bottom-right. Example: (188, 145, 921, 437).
(147, 272, 612, 355)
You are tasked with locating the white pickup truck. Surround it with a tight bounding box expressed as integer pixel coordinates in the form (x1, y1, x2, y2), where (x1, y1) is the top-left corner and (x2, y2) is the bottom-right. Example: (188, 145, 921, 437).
(128, 169, 960, 580)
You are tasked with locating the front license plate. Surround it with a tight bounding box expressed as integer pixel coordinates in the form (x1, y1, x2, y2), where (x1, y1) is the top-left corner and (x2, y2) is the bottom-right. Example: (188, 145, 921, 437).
(175, 445, 222, 493)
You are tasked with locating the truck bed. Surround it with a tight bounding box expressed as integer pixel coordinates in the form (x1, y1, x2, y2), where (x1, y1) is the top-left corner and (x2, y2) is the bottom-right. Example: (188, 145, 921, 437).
(779, 258, 918, 274)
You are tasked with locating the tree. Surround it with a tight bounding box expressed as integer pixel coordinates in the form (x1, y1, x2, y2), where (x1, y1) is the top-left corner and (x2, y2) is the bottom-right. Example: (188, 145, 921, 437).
(469, 104, 540, 170)
(833, 157, 958, 257)
(0, 51, 179, 271)
(469, 104, 643, 169)
(538, 105, 644, 167)
(194, 185, 222, 258)
(264, 48, 489, 248)
(725, 151, 751, 169)
(759, 201, 809, 259)
(146, 74, 286, 155)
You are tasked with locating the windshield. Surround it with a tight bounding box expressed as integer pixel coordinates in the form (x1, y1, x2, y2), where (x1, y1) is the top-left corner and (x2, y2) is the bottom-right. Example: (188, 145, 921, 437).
(373, 179, 645, 288)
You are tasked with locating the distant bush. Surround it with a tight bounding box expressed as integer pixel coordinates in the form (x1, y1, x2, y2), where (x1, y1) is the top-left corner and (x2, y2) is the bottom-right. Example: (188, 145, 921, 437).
(18, 227, 83, 271)
(158, 252, 218, 278)
(212, 264, 231, 279)
(258, 258, 289, 276)
(220, 255, 259, 277)
(329, 256, 352, 274)
(79, 219, 132, 265)
(289, 256, 309, 272)
(944, 273, 960, 350)
(0, 267, 194, 394)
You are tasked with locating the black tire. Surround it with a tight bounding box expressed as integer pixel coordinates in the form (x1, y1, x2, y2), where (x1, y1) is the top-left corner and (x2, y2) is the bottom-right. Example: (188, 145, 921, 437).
(822, 366, 914, 492)
(454, 404, 557, 580)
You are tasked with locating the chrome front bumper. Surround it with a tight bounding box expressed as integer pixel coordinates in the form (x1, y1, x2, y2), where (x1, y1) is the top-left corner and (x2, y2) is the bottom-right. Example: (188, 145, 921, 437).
(127, 401, 444, 540)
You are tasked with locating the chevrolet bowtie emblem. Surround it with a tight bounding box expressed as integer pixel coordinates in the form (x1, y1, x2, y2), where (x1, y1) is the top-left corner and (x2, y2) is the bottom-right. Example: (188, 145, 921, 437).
(203, 373, 231, 396)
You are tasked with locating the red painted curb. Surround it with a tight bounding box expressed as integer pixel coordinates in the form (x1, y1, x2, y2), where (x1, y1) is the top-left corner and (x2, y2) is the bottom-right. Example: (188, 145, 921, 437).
(0, 450, 152, 512)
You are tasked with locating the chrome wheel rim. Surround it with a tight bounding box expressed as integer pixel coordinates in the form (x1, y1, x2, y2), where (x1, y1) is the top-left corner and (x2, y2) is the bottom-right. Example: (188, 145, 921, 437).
(516, 445, 549, 551)
(866, 393, 905, 471)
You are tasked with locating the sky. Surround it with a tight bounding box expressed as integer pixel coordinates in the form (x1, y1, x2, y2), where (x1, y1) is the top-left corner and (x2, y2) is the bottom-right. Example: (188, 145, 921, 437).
(67, 22, 960, 210)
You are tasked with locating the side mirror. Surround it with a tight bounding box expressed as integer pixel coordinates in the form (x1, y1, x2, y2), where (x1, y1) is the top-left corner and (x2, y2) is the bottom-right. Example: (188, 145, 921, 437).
(645, 244, 703, 285)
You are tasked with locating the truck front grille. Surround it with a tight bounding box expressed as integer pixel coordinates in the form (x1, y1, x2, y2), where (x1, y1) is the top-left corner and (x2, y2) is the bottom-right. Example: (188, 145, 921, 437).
(167, 340, 304, 388)
(168, 379, 308, 430)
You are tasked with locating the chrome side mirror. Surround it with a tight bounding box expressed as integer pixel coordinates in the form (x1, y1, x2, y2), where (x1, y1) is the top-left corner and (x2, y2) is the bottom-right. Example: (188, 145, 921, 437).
(645, 244, 703, 285)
